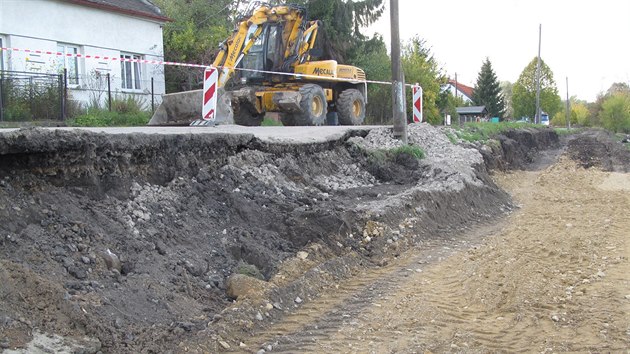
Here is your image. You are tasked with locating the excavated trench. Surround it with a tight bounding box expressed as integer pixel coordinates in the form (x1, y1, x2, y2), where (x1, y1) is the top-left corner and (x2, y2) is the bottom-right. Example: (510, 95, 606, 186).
(0, 125, 558, 353)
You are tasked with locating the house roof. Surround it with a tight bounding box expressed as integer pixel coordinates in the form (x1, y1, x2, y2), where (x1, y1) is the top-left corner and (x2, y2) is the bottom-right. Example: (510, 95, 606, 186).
(62, 0, 171, 22)
(448, 79, 475, 100)
(456, 106, 487, 115)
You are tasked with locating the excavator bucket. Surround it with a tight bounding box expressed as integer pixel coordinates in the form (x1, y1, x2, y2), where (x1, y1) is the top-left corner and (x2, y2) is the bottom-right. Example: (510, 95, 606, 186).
(148, 88, 234, 126)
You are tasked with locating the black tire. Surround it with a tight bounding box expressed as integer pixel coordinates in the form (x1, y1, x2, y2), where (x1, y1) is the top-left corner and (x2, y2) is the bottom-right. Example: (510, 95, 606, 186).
(285, 84, 327, 126)
(337, 88, 365, 125)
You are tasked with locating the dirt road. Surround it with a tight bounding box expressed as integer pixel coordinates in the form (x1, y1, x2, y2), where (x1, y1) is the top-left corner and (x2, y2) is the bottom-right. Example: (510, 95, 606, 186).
(245, 152, 630, 353)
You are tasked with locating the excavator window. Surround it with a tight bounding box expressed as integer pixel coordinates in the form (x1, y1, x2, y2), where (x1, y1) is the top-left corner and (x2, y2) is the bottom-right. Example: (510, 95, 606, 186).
(240, 24, 282, 82)
(241, 33, 265, 81)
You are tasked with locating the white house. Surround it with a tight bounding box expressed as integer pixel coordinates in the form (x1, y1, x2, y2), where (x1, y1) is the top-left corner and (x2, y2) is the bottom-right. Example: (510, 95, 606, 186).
(0, 0, 169, 111)
(442, 79, 474, 104)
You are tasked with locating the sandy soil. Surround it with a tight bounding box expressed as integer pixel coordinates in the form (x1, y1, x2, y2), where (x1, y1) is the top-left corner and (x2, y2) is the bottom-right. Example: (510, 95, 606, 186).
(244, 155, 629, 353)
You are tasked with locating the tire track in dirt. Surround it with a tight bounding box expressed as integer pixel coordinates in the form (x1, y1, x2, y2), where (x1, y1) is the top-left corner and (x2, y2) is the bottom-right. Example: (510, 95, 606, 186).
(245, 223, 510, 353)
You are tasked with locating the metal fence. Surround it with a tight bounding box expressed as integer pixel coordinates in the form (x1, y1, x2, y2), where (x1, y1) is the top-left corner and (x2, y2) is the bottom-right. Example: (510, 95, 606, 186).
(0, 70, 65, 121)
(72, 72, 160, 114)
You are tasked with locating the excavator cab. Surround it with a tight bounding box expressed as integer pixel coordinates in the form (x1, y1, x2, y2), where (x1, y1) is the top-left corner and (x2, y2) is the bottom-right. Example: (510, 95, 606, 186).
(239, 24, 282, 83)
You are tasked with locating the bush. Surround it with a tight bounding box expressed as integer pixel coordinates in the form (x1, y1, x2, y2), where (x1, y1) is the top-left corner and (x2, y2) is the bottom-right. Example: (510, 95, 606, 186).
(110, 94, 147, 114)
(69, 109, 150, 127)
(600, 93, 630, 133)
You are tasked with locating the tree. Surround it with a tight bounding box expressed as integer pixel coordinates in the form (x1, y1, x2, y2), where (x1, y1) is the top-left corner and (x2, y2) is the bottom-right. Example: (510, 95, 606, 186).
(599, 92, 630, 133)
(436, 89, 467, 124)
(589, 82, 630, 127)
(293, 0, 385, 63)
(512, 57, 562, 120)
(351, 35, 391, 124)
(500, 81, 514, 118)
(153, 0, 232, 92)
(471, 58, 505, 119)
(551, 97, 590, 126)
(401, 37, 445, 124)
(607, 82, 630, 96)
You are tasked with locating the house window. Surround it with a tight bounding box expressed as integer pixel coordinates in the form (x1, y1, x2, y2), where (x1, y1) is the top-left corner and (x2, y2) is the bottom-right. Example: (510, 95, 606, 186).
(57, 43, 80, 85)
(120, 53, 142, 90)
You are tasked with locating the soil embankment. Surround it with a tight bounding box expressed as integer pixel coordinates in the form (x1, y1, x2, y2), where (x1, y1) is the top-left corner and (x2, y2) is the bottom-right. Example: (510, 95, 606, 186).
(0, 125, 558, 353)
(258, 131, 629, 353)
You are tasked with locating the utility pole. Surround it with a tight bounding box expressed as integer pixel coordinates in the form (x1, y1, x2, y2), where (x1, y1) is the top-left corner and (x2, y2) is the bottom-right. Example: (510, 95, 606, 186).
(390, 0, 407, 143)
(455, 72, 459, 126)
(535, 24, 542, 124)
(566, 76, 571, 130)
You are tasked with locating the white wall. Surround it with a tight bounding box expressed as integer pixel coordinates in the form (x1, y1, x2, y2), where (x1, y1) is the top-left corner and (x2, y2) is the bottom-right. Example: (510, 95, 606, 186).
(444, 84, 473, 104)
(0, 0, 165, 109)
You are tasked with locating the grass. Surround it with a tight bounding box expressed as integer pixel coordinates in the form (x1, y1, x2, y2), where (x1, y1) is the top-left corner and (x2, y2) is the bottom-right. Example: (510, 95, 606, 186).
(261, 117, 283, 126)
(68, 109, 151, 127)
(445, 131, 458, 144)
(451, 122, 539, 142)
(390, 144, 425, 159)
(362, 144, 426, 164)
(554, 127, 585, 136)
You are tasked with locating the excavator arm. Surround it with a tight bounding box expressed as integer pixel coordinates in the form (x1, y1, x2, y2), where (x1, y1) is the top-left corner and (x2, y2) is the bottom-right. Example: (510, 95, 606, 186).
(212, 4, 315, 87)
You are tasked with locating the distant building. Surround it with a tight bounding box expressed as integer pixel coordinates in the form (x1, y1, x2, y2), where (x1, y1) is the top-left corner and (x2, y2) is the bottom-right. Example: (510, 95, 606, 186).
(0, 0, 170, 109)
(456, 105, 488, 123)
(443, 79, 474, 104)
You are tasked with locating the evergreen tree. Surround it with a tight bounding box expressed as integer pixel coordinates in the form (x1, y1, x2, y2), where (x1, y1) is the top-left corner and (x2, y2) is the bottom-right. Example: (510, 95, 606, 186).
(472, 58, 505, 118)
(297, 0, 385, 63)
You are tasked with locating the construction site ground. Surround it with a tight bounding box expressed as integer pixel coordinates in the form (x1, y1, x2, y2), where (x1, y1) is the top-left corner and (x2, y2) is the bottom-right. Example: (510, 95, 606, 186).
(0, 125, 628, 353)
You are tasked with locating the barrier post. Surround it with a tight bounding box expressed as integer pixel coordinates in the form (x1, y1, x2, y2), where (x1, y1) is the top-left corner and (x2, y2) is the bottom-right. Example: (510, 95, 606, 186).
(190, 66, 218, 126)
(151, 77, 155, 114)
(412, 84, 423, 123)
(106, 73, 112, 111)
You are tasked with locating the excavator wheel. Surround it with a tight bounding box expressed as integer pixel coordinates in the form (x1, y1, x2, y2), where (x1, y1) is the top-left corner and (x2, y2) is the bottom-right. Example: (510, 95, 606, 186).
(337, 88, 365, 125)
(283, 84, 327, 126)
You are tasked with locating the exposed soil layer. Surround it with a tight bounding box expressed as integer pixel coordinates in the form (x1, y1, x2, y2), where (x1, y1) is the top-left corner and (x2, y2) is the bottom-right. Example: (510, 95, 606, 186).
(567, 129, 630, 172)
(0, 125, 557, 353)
(477, 127, 560, 171)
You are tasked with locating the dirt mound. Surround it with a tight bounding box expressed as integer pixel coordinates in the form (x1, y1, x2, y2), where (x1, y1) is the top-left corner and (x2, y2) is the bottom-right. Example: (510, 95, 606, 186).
(475, 127, 560, 171)
(568, 129, 630, 172)
(0, 125, 554, 353)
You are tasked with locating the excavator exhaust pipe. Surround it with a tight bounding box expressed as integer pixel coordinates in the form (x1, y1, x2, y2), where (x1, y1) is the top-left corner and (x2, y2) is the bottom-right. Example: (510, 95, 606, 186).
(148, 88, 234, 126)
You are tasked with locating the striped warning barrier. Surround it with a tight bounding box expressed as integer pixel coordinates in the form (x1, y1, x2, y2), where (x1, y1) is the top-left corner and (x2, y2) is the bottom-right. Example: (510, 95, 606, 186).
(190, 67, 218, 126)
(412, 84, 423, 123)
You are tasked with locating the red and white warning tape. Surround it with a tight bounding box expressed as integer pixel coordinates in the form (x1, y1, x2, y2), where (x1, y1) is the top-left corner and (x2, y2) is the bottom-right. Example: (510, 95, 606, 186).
(0, 46, 209, 69)
(1, 46, 424, 125)
(0, 46, 418, 87)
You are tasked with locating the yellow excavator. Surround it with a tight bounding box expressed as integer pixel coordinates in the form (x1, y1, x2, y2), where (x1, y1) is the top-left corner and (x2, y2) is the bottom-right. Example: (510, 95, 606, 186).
(148, 2, 367, 126)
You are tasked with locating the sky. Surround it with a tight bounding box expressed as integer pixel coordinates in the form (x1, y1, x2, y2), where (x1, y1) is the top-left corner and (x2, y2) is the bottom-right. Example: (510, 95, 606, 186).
(366, 0, 630, 102)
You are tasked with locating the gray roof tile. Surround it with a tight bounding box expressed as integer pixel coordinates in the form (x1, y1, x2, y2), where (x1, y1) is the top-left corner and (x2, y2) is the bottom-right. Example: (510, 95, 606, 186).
(64, 0, 169, 21)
